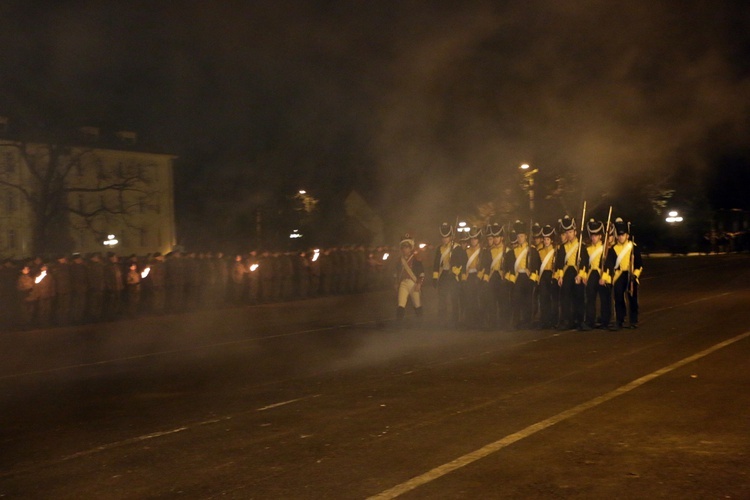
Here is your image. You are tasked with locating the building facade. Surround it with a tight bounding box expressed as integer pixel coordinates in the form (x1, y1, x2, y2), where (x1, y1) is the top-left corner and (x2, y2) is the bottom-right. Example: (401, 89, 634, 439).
(0, 125, 176, 259)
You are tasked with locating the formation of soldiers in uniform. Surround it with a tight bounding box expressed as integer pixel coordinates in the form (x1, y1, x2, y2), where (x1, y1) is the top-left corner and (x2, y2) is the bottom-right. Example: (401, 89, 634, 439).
(414, 213, 643, 331)
(2, 211, 644, 333)
(0, 246, 398, 331)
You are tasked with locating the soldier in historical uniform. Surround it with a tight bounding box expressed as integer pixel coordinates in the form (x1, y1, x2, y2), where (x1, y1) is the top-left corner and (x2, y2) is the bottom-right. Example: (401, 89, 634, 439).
(308, 248, 322, 296)
(103, 252, 124, 320)
(165, 251, 185, 312)
(230, 254, 248, 304)
(580, 219, 610, 330)
(555, 215, 585, 330)
(68, 254, 88, 324)
(49, 255, 72, 326)
(125, 261, 142, 317)
(148, 252, 167, 314)
(530, 222, 544, 324)
(603, 218, 643, 330)
(481, 223, 510, 330)
(394, 234, 425, 322)
(30, 262, 55, 327)
(537, 224, 558, 329)
(531, 223, 544, 251)
(246, 250, 261, 303)
(16, 263, 36, 327)
(432, 222, 466, 329)
(461, 226, 485, 328)
(86, 252, 106, 322)
(504, 221, 541, 329)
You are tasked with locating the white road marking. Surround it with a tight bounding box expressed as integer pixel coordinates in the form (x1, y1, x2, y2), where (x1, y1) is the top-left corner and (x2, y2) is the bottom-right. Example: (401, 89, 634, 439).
(368, 330, 750, 499)
(0, 393, 322, 479)
(256, 394, 321, 411)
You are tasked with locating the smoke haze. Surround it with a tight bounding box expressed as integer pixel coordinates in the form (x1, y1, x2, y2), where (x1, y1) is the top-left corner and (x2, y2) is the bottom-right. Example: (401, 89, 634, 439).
(0, 0, 747, 241)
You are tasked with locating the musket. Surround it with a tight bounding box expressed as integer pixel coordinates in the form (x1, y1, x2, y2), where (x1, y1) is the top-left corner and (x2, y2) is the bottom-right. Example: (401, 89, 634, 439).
(599, 205, 613, 270)
(575, 201, 587, 270)
(448, 215, 459, 279)
(628, 222, 636, 295)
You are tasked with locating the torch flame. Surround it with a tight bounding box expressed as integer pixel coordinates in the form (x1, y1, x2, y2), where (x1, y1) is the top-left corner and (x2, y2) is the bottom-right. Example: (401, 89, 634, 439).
(382, 253, 389, 261)
(312, 249, 320, 262)
(250, 264, 259, 272)
(35, 270, 47, 284)
(141, 267, 151, 279)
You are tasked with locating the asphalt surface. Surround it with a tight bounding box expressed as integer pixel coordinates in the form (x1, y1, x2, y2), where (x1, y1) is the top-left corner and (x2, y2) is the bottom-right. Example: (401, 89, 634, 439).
(1, 254, 749, 499)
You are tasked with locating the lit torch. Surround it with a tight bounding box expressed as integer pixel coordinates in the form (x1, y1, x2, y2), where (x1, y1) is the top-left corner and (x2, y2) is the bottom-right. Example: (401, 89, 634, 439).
(141, 267, 151, 279)
(382, 252, 389, 261)
(312, 249, 320, 262)
(35, 270, 47, 284)
(249, 263, 259, 272)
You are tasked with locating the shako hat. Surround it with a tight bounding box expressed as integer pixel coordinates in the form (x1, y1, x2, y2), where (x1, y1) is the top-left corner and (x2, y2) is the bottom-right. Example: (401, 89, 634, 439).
(531, 222, 543, 238)
(586, 219, 604, 236)
(400, 233, 415, 248)
(509, 230, 519, 245)
(559, 215, 576, 231)
(489, 222, 503, 237)
(468, 225, 482, 239)
(439, 222, 453, 238)
(541, 224, 556, 238)
(614, 217, 629, 235)
(513, 220, 527, 235)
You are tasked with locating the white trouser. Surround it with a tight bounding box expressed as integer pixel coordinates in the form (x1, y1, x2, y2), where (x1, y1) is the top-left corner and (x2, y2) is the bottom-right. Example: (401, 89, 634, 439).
(398, 279, 421, 308)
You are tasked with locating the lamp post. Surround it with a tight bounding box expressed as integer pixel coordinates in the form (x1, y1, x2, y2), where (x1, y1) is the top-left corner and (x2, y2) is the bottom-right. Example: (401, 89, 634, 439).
(519, 163, 538, 216)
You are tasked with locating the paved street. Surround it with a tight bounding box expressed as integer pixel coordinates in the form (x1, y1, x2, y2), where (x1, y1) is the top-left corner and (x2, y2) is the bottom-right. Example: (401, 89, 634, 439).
(1, 254, 749, 499)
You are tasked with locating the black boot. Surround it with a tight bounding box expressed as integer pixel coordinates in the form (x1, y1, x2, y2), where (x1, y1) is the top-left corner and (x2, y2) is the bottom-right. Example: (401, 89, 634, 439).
(396, 306, 405, 321)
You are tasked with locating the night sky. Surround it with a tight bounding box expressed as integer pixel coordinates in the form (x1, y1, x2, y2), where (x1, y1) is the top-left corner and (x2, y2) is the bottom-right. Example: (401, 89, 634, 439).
(1, 1, 748, 247)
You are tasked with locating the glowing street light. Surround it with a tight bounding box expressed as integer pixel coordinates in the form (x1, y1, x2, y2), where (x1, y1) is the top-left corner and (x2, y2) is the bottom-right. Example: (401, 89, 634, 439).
(103, 234, 119, 246)
(665, 210, 684, 223)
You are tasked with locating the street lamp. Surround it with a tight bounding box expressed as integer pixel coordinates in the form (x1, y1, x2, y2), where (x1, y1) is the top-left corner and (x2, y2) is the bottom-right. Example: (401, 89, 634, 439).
(519, 164, 539, 215)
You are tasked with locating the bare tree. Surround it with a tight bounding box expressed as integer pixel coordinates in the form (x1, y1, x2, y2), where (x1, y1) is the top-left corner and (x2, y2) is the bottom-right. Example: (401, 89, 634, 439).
(0, 140, 156, 256)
